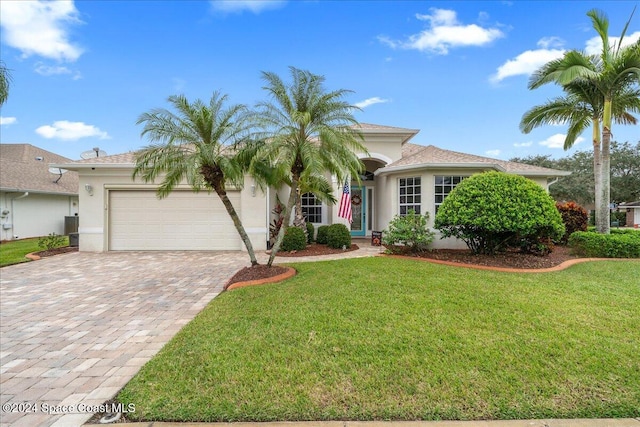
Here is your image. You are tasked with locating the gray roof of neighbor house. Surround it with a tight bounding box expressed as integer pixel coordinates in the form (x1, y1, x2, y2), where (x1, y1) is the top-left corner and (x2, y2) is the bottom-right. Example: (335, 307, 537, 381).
(0, 144, 79, 195)
(378, 143, 570, 177)
(619, 201, 640, 207)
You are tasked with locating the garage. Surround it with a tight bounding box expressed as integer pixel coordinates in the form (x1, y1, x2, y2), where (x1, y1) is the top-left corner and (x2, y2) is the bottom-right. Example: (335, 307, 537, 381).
(109, 190, 242, 250)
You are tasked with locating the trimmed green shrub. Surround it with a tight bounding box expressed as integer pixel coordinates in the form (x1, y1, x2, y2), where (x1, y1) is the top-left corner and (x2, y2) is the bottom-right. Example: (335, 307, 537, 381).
(281, 227, 307, 252)
(382, 210, 435, 254)
(587, 226, 640, 235)
(38, 233, 66, 250)
(434, 171, 565, 255)
(556, 201, 588, 243)
(568, 231, 640, 258)
(316, 225, 330, 244)
(306, 222, 315, 243)
(326, 223, 351, 249)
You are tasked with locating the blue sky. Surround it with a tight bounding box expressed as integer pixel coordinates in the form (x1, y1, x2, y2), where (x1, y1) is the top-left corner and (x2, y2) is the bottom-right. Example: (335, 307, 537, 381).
(1, 0, 638, 161)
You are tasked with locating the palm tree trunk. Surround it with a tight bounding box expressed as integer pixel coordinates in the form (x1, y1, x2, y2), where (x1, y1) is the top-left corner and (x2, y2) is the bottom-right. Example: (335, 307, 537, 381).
(267, 175, 299, 267)
(599, 100, 612, 234)
(592, 119, 604, 233)
(216, 190, 259, 266)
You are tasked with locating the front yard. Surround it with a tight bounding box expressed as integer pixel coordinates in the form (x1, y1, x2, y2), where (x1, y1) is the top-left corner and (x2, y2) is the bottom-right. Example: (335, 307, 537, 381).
(118, 257, 640, 422)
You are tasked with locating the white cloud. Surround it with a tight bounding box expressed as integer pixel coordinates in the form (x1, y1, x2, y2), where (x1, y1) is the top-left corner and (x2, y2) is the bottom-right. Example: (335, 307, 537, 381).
(490, 38, 565, 83)
(513, 141, 533, 147)
(354, 97, 389, 109)
(379, 8, 503, 55)
(485, 149, 501, 157)
(539, 134, 584, 149)
(210, 0, 285, 14)
(585, 31, 640, 56)
(0, 116, 17, 126)
(0, 0, 83, 62)
(34, 62, 82, 79)
(35, 121, 110, 140)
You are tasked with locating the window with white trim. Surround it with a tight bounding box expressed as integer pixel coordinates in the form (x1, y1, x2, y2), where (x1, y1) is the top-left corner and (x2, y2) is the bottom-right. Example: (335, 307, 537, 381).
(434, 175, 467, 212)
(301, 193, 322, 223)
(399, 177, 421, 215)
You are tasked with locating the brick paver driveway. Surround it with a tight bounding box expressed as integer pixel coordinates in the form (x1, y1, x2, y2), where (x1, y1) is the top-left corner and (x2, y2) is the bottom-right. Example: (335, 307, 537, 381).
(0, 250, 256, 427)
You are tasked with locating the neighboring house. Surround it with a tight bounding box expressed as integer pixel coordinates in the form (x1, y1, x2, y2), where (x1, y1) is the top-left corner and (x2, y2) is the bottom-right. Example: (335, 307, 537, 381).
(618, 201, 640, 228)
(0, 144, 79, 240)
(53, 123, 569, 252)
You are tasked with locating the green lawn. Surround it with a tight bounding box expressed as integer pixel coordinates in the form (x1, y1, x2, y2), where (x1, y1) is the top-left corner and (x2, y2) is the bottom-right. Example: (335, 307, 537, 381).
(0, 236, 69, 267)
(118, 257, 640, 422)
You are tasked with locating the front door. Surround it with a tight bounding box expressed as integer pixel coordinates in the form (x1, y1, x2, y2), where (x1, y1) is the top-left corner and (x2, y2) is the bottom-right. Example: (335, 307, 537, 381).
(350, 186, 366, 237)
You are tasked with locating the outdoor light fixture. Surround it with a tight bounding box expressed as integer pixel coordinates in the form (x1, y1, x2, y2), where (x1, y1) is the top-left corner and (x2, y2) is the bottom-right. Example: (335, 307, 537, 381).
(85, 184, 94, 196)
(251, 183, 256, 197)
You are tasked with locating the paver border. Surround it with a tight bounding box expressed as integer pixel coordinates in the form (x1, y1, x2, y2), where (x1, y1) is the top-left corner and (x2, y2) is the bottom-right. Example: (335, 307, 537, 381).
(226, 266, 297, 290)
(383, 254, 639, 273)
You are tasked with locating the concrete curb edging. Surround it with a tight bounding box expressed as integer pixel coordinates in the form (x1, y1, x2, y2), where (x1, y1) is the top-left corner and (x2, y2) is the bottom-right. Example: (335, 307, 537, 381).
(226, 267, 297, 290)
(25, 251, 40, 260)
(383, 254, 639, 273)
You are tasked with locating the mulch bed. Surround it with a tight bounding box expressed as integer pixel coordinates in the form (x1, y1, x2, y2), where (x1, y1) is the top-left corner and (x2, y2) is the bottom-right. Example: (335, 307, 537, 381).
(274, 243, 359, 257)
(402, 245, 579, 270)
(33, 246, 78, 257)
(226, 264, 290, 287)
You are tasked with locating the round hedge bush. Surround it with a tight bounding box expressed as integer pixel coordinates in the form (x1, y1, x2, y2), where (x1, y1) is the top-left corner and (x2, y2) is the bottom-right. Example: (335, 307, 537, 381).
(434, 171, 564, 255)
(326, 223, 351, 249)
(306, 222, 315, 243)
(316, 225, 330, 244)
(281, 226, 307, 252)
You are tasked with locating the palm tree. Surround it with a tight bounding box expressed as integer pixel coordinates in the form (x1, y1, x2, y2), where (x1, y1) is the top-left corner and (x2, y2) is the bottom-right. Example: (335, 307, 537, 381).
(133, 92, 260, 265)
(524, 9, 640, 234)
(0, 61, 11, 106)
(254, 67, 367, 266)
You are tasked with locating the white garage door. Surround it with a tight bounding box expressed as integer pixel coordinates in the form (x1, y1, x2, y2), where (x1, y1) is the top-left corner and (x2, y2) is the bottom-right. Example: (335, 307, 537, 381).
(109, 190, 241, 250)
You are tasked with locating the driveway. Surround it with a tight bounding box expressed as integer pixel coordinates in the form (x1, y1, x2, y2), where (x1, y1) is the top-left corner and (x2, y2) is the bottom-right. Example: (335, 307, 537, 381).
(0, 251, 256, 427)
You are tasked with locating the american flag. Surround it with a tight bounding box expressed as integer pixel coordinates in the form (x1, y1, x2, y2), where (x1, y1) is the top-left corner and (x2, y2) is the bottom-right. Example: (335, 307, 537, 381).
(338, 181, 352, 223)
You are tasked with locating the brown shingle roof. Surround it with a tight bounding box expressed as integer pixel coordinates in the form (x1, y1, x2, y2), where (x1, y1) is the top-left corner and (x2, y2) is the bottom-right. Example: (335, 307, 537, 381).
(381, 144, 569, 176)
(0, 144, 79, 194)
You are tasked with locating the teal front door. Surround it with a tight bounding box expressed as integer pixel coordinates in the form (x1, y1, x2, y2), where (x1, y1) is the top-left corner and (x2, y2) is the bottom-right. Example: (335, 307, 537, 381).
(350, 186, 366, 237)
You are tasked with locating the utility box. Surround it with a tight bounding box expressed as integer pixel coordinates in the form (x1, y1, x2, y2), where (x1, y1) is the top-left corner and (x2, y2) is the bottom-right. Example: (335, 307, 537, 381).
(69, 232, 79, 247)
(64, 216, 79, 235)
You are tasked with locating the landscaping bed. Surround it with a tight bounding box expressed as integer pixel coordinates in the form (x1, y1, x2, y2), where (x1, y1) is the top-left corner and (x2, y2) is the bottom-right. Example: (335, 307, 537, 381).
(274, 243, 359, 257)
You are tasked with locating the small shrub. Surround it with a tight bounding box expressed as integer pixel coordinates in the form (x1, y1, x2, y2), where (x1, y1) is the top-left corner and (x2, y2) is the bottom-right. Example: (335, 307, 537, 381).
(316, 225, 330, 244)
(568, 231, 640, 258)
(38, 233, 66, 250)
(587, 226, 640, 235)
(281, 227, 307, 252)
(556, 201, 588, 244)
(326, 224, 351, 249)
(269, 197, 286, 247)
(306, 222, 315, 244)
(382, 210, 435, 254)
(434, 171, 564, 255)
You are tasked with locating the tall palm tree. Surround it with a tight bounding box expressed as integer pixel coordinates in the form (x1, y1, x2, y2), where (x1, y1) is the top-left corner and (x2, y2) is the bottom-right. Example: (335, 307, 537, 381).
(133, 92, 260, 265)
(524, 8, 640, 234)
(0, 61, 11, 106)
(254, 67, 367, 266)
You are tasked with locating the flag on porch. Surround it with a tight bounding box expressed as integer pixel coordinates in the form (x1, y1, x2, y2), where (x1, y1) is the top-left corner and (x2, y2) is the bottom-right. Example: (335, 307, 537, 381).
(338, 181, 352, 223)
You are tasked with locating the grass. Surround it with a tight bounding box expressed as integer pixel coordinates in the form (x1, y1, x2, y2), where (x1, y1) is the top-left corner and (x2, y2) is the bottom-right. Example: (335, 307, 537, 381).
(118, 257, 640, 422)
(0, 236, 69, 267)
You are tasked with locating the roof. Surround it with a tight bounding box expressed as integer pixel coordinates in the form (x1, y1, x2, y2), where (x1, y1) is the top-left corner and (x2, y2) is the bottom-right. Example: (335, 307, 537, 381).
(0, 144, 79, 195)
(378, 144, 570, 177)
(619, 201, 640, 208)
(352, 123, 419, 145)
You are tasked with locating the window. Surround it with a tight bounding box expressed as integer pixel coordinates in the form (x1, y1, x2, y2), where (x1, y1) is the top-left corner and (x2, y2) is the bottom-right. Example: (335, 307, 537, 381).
(434, 175, 467, 212)
(301, 193, 322, 223)
(399, 177, 421, 215)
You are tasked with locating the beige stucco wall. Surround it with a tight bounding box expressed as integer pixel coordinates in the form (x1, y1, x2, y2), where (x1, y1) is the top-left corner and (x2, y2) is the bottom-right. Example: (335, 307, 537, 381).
(0, 191, 78, 240)
(75, 167, 267, 252)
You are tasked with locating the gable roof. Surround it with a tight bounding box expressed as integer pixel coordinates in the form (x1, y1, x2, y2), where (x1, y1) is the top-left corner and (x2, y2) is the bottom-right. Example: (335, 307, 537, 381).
(0, 144, 79, 195)
(378, 144, 570, 177)
(353, 123, 419, 145)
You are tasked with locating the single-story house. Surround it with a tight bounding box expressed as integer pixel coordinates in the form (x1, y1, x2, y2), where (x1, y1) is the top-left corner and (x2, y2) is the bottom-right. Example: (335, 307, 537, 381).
(618, 201, 640, 228)
(53, 123, 569, 252)
(0, 144, 79, 240)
